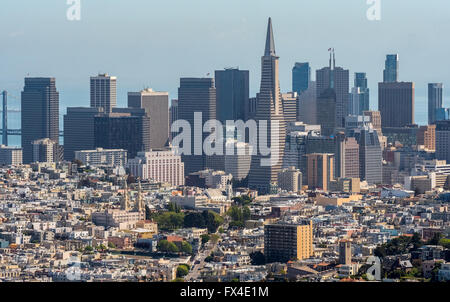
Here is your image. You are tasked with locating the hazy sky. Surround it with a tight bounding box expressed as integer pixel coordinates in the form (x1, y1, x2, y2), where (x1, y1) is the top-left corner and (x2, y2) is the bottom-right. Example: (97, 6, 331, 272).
(1, 0, 450, 119)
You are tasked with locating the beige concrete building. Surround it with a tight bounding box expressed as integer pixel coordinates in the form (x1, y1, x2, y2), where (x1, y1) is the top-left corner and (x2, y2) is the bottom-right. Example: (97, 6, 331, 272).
(307, 153, 334, 191)
(278, 166, 302, 192)
(264, 221, 313, 263)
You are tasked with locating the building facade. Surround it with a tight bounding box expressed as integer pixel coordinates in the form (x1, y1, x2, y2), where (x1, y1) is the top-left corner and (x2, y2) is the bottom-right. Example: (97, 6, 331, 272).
(90, 74, 117, 113)
(21, 77, 59, 164)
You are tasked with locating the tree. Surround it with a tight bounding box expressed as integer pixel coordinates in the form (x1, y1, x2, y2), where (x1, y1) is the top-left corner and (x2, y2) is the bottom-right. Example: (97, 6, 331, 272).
(184, 212, 206, 229)
(201, 234, 210, 244)
(176, 265, 189, 278)
(181, 241, 193, 254)
(168, 202, 181, 213)
(108, 242, 116, 249)
(157, 240, 179, 253)
(155, 212, 185, 231)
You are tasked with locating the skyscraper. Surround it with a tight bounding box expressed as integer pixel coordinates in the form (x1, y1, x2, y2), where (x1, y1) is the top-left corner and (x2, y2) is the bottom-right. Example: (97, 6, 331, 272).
(353, 126, 382, 184)
(436, 120, 450, 163)
(94, 110, 150, 159)
(177, 78, 216, 175)
(90, 73, 117, 113)
(214, 68, 249, 123)
(428, 83, 443, 125)
(307, 153, 334, 191)
(64, 107, 105, 161)
(316, 50, 349, 129)
(281, 92, 298, 124)
(169, 99, 179, 142)
(248, 18, 286, 194)
(378, 82, 414, 128)
(298, 81, 317, 125)
(334, 132, 360, 179)
(128, 88, 169, 149)
(292, 62, 310, 95)
(383, 54, 399, 83)
(316, 88, 336, 137)
(349, 73, 369, 115)
(21, 77, 59, 164)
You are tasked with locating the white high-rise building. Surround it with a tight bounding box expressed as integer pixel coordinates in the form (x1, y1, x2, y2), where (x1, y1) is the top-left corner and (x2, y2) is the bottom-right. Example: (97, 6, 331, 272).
(127, 149, 185, 186)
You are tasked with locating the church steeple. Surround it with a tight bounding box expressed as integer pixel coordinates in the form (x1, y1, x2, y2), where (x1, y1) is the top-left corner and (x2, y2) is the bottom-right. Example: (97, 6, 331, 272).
(121, 177, 130, 211)
(264, 17, 276, 56)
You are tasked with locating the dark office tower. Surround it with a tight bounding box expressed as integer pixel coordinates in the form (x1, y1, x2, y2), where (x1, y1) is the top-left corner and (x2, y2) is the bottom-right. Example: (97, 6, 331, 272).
(169, 99, 179, 141)
(428, 83, 443, 125)
(128, 89, 169, 149)
(335, 132, 360, 179)
(177, 78, 216, 175)
(350, 73, 370, 115)
(94, 109, 150, 159)
(215, 68, 249, 123)
(90, 74, 117, 113)
(352, 126, 382, 184)
(316, 50, 349, 129)
(292, 62, 310, 95)
(383, 54, 399, 83)
(436, 120, 450, 163)
(339, 240, 352, 265)
(248, 18, 286, 194)
(316, 88, 336, 137)
(64, 107, 105, 161)
(21, 77, 59, 164)
(378, 82, 414, 128)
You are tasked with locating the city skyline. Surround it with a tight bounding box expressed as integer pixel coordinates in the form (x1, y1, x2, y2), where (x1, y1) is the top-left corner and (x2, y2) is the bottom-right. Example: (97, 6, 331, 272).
(1, 0, 450, 117)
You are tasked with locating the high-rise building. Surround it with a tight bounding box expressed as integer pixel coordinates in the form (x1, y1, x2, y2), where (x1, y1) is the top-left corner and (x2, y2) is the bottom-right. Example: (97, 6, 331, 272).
(436, 120, 450, 163)
(334, 132, 360, 179)
(349, 73, 369, 115)
(21, 77, 59, 164)
(278, 166, 302, 192)
(75, 148, 127, 167)
(282, 122, 321, 176)
(248, 18, 286, 194)
(224, 140, 252, 181)
(339, 240, 352, 265)
(316, 50, 349, 129)
(94, 110, 150, 159)
(64, 107, 105, 161)
(352, 126, 382, 184)
(428, 83, 443, 125)
(264, 221, 313, 263)
(90, 73, 117, 113)
(127, 149, 185, 187)
(292, 62, 310, 95)
(215, 68, 249, 123)
(169, 99, 179, 142)
(363, 111, 382, 135)
(316, 88, 336, 136)
(32, 138, 58, 163)
(128, 88, 169, 149)
(383, 54, 399, 83)
(281, 92, 298, 124)
(177, 78, 216, 175)
(298, 81, 317, 125)
(0, 145, 22, 166)
(417, 125, 436, 152)
(307, 153, 334, 191)
(378, 82, 414, 128)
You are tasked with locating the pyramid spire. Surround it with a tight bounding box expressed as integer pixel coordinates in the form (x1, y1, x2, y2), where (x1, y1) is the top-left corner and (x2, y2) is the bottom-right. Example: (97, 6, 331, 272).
(264, 17, 276, 56)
